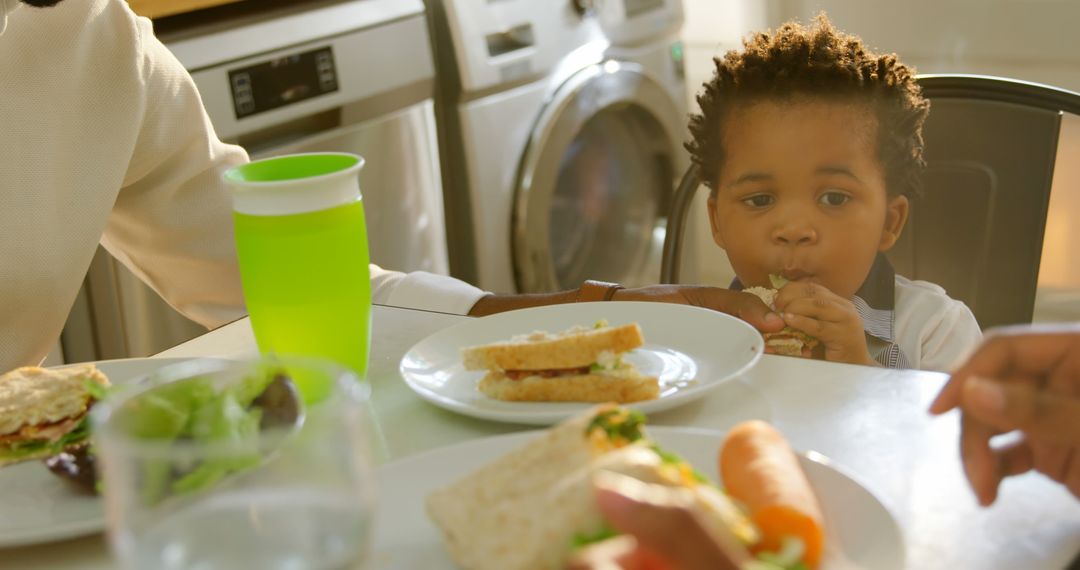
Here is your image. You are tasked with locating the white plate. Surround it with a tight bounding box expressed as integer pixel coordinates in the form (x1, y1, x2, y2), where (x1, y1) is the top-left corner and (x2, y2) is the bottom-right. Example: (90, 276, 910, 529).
(371, 427, 905, 570)
(399, 302, 764, 425)
(0, 357, 199, 547)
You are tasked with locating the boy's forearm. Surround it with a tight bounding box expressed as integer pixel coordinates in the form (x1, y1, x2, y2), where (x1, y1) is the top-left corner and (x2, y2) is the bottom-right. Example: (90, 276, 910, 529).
(467, 290, 579, 317)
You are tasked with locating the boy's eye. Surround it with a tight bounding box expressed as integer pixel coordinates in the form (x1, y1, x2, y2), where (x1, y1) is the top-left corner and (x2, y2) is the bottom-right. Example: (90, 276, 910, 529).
(741, 194, 774, 208)
(818, 191, 850, 207)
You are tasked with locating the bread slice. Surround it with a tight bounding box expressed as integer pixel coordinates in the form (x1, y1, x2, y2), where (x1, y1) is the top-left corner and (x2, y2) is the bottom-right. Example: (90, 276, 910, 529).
(462, 323, 644, 371)
(478, 369, 659, 403)
(764, 331, 819, 357)
(743, 286, 821, 359)
(0, 364, 108, 437)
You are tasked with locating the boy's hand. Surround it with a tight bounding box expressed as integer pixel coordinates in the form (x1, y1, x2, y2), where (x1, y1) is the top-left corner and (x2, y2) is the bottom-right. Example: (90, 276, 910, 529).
(773, 281, 875, 366)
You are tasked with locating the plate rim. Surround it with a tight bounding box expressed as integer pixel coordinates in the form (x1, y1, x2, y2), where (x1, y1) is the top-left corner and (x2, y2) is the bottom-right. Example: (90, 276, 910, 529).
(398, 302, 765, 425)
(374, 425, 906, 570)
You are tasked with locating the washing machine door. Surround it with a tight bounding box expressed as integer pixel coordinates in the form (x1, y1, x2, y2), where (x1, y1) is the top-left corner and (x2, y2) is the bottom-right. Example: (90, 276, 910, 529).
(513, 61, 684, 293)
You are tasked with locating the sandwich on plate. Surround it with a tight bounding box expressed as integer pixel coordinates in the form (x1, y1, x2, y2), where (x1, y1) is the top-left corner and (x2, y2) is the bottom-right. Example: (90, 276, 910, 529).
(0, 364, 110, 467)
(744, 275, 821, 359)
(462, 321, 659, 403)
(426, 405, 825, 570)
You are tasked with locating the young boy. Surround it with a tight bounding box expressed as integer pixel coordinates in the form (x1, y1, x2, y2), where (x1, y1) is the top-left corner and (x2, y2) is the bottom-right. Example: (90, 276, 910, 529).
(686, 16, 982, 372)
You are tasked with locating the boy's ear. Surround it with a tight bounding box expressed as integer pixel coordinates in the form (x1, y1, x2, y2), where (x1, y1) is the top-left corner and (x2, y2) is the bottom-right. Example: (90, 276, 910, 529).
(878, 195, 910, 251)
(706, 194, 726, 250)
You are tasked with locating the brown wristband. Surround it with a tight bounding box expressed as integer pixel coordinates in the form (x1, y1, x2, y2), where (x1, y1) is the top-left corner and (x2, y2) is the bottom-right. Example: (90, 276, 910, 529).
(576, 279, 624, 302)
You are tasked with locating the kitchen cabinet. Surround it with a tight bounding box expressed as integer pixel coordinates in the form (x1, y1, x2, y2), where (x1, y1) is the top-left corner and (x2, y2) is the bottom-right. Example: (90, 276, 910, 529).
(127, 0, 243, 19)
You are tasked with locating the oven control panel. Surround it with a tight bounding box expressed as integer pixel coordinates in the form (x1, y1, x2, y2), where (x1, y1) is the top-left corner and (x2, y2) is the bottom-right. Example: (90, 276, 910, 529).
(227, 46, 339, 119)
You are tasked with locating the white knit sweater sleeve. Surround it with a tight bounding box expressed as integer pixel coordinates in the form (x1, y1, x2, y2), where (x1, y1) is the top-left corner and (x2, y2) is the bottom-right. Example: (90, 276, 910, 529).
(101, 15, 487, 323)
(98, 16, 249, 329)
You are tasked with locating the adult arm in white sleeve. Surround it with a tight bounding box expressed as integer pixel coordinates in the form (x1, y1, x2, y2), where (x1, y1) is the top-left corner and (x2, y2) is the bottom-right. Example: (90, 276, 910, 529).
(100, 17, 248, 329)
(370, 265, 487, 315)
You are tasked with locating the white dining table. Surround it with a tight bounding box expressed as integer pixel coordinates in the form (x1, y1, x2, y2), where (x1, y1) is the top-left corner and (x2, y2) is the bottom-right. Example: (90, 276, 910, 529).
(4, 303, 1080, 570)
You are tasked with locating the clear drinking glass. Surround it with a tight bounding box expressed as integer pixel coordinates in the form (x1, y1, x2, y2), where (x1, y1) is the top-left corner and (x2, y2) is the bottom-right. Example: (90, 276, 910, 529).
(92, 358, 375, 570)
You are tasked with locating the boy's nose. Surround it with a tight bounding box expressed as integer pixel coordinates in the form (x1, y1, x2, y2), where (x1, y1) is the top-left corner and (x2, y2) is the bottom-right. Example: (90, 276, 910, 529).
(772, 223, 817, 246)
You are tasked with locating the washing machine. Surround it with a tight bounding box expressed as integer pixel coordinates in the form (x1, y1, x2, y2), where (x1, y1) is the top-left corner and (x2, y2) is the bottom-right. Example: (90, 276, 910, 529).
(430, 0, 697, 294)
(596, 0, 715, 286)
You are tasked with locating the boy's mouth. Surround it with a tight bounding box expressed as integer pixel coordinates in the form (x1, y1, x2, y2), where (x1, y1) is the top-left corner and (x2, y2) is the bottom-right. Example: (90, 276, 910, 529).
(779, 269, 814, 282)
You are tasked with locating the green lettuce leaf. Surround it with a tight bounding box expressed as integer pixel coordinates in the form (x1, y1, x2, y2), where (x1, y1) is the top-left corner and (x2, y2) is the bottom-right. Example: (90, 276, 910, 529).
(84, 378, 110, 401)
(116, 371, 288, 502)
(586, 409, 646, 443)
(570, 522, 620, 550)
(0, 417, 92, 462)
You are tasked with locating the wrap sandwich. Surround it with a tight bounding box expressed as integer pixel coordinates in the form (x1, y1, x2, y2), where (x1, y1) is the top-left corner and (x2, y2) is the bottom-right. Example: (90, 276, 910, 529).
(426, 405, 817, 570)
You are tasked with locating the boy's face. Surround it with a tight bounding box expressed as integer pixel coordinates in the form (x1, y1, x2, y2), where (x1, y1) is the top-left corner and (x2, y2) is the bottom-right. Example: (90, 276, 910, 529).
(707, 100, 909, 300)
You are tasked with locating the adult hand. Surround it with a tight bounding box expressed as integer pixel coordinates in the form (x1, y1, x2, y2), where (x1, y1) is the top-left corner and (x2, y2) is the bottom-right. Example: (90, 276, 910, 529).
(772, 281, 874, 365)
(929, 324, 1080, 505)
(565, 472, 748, 570)
(615, 285, 786, 334)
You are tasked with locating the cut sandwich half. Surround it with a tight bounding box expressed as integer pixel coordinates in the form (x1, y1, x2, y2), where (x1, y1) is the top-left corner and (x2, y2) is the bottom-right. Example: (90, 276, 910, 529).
(462, 321, 659, 403)
(744, 277, 821, 359)
(0, 364, 110, 467)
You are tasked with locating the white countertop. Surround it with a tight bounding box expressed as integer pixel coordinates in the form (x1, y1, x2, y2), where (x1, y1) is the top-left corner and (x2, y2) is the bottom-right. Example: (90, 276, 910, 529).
(5, 304, 1080, 569)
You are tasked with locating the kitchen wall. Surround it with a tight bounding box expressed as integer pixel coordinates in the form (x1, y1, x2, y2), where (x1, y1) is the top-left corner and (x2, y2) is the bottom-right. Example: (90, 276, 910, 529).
(682, 0, 1080, 106)
(680, 0, 1080, 322)
(677, 1, 766, 288)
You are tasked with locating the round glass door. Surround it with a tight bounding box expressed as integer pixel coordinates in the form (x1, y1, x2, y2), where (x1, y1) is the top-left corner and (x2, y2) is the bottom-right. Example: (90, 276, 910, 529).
(548, 105, 669, 289)
(512, 62, 682, 293)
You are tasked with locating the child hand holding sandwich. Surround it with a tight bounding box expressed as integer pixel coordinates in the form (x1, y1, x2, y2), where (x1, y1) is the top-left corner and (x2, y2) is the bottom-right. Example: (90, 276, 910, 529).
(771, 281, 876, 366)
(688, 16, 983, 370)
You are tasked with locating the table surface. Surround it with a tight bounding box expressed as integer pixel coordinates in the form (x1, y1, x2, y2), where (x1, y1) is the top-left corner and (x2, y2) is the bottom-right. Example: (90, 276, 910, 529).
(5, 304, 1080, 570)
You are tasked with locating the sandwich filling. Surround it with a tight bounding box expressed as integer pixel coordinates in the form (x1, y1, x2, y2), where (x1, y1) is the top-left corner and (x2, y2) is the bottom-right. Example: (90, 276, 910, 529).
(503, 366, 590, 381)
(502, 350, 637, 381)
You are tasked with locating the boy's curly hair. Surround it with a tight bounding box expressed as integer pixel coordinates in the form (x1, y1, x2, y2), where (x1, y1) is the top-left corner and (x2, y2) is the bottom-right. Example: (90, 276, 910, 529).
(686, 15, 930, 198)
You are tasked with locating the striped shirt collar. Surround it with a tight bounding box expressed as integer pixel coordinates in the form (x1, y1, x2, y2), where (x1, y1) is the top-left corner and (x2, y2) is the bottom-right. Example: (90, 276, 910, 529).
(851, 254, 896, 342)
(851, 255, 911, 368)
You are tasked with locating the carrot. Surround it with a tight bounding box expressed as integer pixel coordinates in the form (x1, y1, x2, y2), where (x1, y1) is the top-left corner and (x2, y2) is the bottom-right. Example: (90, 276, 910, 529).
(719, 420, 825, 569)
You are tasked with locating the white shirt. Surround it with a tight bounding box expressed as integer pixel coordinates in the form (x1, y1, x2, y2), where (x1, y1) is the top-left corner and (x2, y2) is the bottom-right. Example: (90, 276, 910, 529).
(893, 275, 983, 372)
(0, 0, 485, 371)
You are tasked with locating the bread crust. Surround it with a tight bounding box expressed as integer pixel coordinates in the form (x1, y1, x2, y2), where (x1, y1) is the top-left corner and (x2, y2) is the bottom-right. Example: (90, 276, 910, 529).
(462, 323, 645, 371)
(0, 364, 108, 436)
(764, 330, 820, 358)
(477, 370, 659, 403)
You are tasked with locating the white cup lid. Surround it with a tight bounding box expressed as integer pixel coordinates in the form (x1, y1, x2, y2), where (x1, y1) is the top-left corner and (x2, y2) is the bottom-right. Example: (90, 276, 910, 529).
(224, 153, 365, 216)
